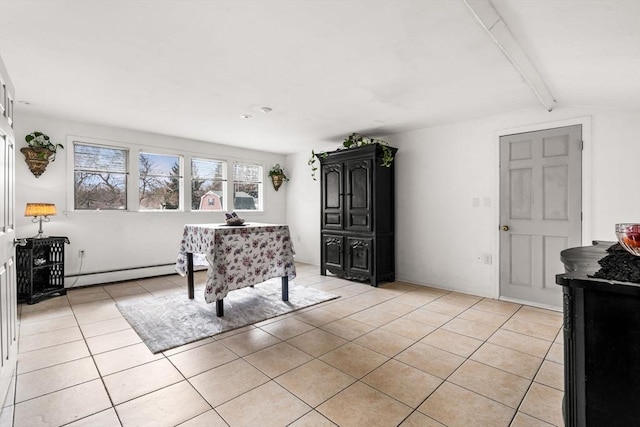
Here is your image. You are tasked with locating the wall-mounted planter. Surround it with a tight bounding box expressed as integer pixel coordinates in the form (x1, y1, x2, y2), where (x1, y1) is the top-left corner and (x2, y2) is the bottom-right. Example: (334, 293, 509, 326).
(20, 147, 54, 178)
(270, 174, 285, 191)
(268, 164, 289, 191)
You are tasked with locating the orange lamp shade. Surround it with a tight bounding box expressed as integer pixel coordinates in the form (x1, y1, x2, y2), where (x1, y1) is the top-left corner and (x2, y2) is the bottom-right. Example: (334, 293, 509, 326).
(25, 203, 57, 217)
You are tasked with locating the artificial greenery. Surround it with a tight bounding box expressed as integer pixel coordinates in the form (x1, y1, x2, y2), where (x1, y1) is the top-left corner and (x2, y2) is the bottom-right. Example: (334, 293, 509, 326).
(308, 133, 395, 180)
(268, 164, 289, 181)
(25, 131, 64, 161)
(307, 149, 325, 180)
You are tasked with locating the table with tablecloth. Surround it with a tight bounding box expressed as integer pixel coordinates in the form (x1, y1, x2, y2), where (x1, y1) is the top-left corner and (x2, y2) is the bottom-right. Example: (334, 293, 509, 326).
(176, 223, 296, 315)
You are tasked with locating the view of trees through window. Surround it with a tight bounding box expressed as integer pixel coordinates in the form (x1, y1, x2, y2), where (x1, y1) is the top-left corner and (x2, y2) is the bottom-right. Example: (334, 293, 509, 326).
(233, 163, 262, 210)
(191, 158, 226, 210)
(74, 143, 128, 210)
(139, 152, 181, 210)
(73, 141, 265, 212)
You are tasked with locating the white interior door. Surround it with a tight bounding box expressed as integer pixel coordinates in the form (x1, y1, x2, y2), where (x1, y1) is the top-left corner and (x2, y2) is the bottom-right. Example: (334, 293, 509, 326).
(0, 57, 18, 410)
(499, 125, 582, 308)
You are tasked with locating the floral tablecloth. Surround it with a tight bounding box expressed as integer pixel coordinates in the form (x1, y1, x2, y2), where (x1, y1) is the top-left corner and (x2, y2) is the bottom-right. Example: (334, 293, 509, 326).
(176, 223, 296, 303)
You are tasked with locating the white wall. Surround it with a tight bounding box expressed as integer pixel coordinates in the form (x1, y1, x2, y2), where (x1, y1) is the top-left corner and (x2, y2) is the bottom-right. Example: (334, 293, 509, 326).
(16, 112, 288, 287)
(285, 143, 337, 265)
(17, 106, 639, 294)
(288, 106, 640, 298)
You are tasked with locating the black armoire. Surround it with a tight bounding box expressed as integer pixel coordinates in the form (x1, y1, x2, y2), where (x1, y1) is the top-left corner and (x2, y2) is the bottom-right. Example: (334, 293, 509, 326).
(319, 144, 397, 286)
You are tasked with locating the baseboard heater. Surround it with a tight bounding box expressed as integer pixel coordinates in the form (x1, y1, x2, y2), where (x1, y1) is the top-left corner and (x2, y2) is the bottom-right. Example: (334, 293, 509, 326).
(65, 262, 177, 278)
(63, 260, 209, 288)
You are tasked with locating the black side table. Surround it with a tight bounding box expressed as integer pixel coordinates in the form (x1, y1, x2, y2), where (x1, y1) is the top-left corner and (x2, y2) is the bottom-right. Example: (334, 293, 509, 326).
(557, 241, 640, 426)
(16, 236, 70, 304)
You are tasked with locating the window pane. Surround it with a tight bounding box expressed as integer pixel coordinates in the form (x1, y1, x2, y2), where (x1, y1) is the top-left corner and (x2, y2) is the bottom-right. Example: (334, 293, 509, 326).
(75, 172, 126, 210)
(139, 176, 179, 210)
(233, 163, 261, 182)
(74, 143, 128, 210)
(191, 158, 226, 211)
(192, 158, 224, 179)
(139, 153, 178, 176)
(139, 152, 181, 210)
(233, 163, 262, 211)
(75, 144, 127, 172)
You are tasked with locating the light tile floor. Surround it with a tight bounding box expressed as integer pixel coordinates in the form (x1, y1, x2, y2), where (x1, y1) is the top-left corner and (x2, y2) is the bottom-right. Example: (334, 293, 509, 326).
(2, 263, 565, 426)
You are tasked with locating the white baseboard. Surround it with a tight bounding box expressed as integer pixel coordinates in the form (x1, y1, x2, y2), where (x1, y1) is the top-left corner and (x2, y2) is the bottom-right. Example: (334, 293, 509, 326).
(499, 296, 562, 312)
(63, 264, 201, 289)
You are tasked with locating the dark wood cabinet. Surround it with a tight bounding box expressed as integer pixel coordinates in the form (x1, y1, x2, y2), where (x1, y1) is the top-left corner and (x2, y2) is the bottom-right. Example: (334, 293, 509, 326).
(16, 237, 69, 304)
(556, 241, 640, 427)
(319, 144, 396, 286)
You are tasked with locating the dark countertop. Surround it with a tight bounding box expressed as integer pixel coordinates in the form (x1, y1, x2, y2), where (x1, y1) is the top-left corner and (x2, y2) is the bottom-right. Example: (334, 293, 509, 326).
(556, 240, 640, 296)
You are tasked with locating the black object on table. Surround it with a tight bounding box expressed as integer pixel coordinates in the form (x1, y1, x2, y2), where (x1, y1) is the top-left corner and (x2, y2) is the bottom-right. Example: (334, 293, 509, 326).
(556, 241, 640, 427)
(16, 236, 70, 304)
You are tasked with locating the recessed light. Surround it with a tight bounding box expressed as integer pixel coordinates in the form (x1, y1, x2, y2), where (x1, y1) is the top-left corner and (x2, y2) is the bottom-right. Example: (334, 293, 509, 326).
(260, 107, 272, 114)
(18, 100, 31, 105)
(240, 114, 252, 119)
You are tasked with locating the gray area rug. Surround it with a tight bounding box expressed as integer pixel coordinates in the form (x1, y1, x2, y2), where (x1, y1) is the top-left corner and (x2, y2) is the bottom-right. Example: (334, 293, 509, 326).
(116, 282, 339, 353)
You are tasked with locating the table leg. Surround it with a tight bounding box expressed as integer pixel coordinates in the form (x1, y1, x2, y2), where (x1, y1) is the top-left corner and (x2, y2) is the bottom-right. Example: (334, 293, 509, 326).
(216, 299, 224, 317)
(282, 276, 289, 302)
(187, 252, 194, 299)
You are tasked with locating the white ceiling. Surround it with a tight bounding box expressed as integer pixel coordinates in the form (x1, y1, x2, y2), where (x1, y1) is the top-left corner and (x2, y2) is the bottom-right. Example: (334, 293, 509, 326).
(0, 0, 638, 154)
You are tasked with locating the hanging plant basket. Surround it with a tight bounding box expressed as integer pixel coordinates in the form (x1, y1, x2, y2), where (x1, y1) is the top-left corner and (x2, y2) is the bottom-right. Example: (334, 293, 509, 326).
(21, 131, 64, 178)
(270, 174, 286, 191)
(20, 147, 54, 178)
(268, 164, 289, 191)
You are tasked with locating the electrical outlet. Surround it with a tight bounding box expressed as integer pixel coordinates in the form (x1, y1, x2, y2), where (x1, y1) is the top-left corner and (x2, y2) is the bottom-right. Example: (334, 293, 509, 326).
(483, 254, 492, 265)
(78, 249, 85, 258)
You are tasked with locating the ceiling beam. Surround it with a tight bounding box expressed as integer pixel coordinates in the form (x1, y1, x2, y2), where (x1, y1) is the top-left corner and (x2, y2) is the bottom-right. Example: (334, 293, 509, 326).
(463, 0, 556, 111)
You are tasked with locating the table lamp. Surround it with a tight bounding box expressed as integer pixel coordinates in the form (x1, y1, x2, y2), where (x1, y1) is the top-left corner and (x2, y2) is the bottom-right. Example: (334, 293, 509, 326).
(25, 203, 56, 238)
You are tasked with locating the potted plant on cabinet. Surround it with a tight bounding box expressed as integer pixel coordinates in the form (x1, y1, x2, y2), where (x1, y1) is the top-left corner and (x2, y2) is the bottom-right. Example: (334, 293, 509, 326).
(268, 164, 289, 191)
(308, 132, 395, 180)
(21, 131, 64, 178)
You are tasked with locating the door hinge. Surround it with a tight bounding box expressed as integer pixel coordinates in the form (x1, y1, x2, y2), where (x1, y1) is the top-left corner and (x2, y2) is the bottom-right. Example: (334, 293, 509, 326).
(580, 140, 584, 151)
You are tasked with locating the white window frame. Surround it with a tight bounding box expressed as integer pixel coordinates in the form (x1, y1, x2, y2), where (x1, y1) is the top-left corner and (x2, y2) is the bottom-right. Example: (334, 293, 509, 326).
(190, 157, 228, 212)
(68, 139, 130, 212)
(138, 150, 184, 211)
(232, 161, 264, 212)
(66, 135, 267, 215)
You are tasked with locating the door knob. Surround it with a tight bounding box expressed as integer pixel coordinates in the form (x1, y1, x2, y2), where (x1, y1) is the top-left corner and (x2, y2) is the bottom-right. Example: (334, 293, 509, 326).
(501, 225, 509, 231)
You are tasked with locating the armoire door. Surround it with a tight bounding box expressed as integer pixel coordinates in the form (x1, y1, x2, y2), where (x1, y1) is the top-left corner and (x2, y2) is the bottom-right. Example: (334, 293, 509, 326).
(321, 162, 343, 230)
(346, 237, 373, 278)
(345, 158, 372, 232)
(322, 234, 344, 272)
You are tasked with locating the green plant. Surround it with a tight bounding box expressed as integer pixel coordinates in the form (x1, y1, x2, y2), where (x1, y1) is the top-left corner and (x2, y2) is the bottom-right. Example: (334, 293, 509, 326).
(308, 133, 395, 180)
(307, 150, 325, 181)
(268, 164, 289, 181)
(25, 131, 64, 161)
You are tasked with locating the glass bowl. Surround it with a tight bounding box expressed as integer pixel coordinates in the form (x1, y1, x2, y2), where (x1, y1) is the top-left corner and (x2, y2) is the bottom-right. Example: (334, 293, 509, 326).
(615, 223, 640, 256)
